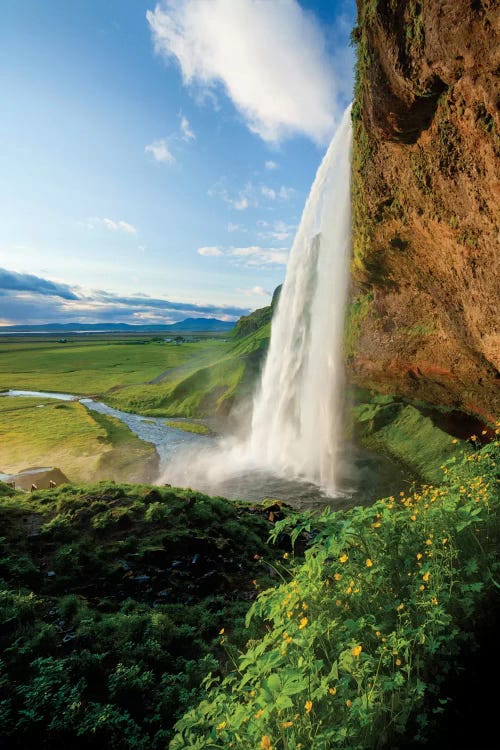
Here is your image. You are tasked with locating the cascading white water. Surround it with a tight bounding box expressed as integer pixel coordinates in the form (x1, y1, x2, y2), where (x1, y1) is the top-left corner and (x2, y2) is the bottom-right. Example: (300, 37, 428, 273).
(162, 105, 353, 499)
(246, 105, 352, 492)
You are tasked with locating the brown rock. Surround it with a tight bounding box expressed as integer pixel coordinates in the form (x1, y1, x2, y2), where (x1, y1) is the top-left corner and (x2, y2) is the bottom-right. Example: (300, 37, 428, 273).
(350, 0, 499, 419)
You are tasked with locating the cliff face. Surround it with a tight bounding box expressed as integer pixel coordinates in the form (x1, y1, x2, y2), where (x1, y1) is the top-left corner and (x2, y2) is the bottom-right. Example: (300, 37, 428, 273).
(349, 0, 499, 420)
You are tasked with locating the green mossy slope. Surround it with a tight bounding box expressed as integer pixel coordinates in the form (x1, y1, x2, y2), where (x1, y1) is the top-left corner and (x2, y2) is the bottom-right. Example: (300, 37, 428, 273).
(0, 482, 286, 749)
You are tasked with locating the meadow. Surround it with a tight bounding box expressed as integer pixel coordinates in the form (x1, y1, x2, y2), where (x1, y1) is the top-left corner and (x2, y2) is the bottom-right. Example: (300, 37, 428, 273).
(0, 395, 157, 484)
(0, 336, 230, 396)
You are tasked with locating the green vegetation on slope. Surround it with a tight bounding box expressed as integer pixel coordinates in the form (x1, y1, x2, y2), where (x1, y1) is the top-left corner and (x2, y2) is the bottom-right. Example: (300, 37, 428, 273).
(171, 436, 499, 749)
(108, 323, 271, 418)
(232, 285, 282, 339)
(351, 392, 473, 483)
(0, 396, 157, 483)
(0, 482, 285, 749)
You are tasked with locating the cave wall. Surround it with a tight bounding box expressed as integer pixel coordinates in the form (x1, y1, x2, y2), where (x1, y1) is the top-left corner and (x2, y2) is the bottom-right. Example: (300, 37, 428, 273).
(349, 0, 499, 421)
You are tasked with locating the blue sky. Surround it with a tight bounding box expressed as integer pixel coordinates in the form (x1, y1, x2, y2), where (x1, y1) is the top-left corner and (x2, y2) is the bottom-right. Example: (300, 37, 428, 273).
(0, 0, 355, 325)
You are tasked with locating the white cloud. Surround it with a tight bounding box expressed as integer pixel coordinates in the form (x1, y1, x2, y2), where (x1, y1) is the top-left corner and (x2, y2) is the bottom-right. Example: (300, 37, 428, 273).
(230, 246, 288, 266)
(260, 184, 294, 202)
(227, 222, 243, 232)
(233, 196, 249, 211)
(147, 0, 338, 144)
(278, 186, 294, 200)
(180, 115, 195, 140)
(86, 217, 137, 234)
(145, 138, 175, 164)
(250, 285, 270, 296)
(197, 246, 223, 257)
(208, 179, 256, 211)
(261, 186, 276, 201)
(265, 160, 278, 170)
(258, 219, 296, 242)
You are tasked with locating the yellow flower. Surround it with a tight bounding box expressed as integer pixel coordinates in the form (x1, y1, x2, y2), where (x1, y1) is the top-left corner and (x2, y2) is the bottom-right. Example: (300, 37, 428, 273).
(395, 658, 402, 666)
(410, 515, 417, 521)
(471, 434, 477, 441)
(431, 596, 438, 605)
(452, 438, 458, 444)
(302, 602, 308, 610)
(329, 687, 337, 695)
(366, 558, 373, 567)
(283, 552, 289, 559)
(351, 644, 362, 657)
(305, 700, 313, 713)
(339, 554, 348, 564)
(375, 630, 381, 637)
(336, 599, 342, 607)
(299, 617, 308, 630)
(334, 573, 342, 581)
(425, 539, 432, 546)
(255, 709, 264, 719)
(282, 721, 293, 728)
(419, 585, 425, 591)
(219, 628, 225, 635)
(216, 721, 226, 731)
(346, 699, 352, 708)
(422, 571, 430, 582)
(286, 636, 293, 644)
(396, 603, 404, 612)
(416, 553, 422, 560)
(442, 538, 448, 545)
(261, 736, 272, 749)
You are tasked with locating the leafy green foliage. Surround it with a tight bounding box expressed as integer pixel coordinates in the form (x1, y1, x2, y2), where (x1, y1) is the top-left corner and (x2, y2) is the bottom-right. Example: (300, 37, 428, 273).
(0, 482, 284, 748)
(171, 437, 499, 749)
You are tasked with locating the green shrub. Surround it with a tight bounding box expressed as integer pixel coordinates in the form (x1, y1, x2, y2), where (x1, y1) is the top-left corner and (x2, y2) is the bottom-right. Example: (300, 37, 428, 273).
(171, 438, 499, 749)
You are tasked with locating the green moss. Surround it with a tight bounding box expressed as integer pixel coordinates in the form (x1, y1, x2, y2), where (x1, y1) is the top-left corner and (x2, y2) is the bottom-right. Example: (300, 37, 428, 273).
(344, 292, 374, 357)
(164, 420, 213, 436)
(357, 401, 466, 482)
(351, 2, 379, 280)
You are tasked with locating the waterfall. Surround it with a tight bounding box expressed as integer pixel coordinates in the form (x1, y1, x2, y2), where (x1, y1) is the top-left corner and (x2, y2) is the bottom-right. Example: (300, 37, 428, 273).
(246, 104, 352, 492)
(162, 105, 353, 499)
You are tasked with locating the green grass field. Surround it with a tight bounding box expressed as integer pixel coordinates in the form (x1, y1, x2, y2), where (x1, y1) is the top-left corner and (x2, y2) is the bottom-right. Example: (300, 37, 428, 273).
(0, 332, 269, 418)
(0, 337, 230, 395)
(0, 395, 157, 483)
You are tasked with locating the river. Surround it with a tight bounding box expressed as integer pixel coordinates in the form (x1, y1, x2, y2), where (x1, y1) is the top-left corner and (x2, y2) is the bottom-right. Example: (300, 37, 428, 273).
(1, 390, 407, 509)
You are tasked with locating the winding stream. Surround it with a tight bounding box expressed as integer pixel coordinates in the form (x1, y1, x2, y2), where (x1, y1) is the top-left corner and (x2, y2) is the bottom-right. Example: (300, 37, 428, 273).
(1, 389, 407, 508)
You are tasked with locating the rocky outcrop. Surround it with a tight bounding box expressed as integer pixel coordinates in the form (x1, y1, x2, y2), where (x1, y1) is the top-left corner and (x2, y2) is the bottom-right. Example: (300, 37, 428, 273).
(349, 0, 499, 420)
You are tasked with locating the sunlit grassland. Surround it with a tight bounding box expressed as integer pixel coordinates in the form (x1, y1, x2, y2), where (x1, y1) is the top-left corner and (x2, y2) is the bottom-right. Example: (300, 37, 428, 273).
(165, 420, 214, 436)
(0, 338, 230, 395)
(106, 324, 270, 417)
(0, 396, 157, 483)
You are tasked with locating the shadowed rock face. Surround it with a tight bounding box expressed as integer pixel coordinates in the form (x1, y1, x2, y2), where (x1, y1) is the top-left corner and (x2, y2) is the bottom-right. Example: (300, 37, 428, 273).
(350, 0, 499, 420)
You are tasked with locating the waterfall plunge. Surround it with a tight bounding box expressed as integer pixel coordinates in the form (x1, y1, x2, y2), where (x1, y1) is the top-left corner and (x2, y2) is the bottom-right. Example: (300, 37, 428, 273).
(162, 105, 353, 498)
(247, 105, 352, 492)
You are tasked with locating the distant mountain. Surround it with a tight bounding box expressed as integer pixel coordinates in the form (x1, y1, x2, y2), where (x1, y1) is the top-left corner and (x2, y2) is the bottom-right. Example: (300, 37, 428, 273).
(0, 318, 235, 334)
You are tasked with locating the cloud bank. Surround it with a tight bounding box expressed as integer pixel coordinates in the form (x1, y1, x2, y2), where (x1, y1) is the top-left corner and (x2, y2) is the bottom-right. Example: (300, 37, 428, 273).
(147, 0, 340, 144)
(0, 268, 250, 325)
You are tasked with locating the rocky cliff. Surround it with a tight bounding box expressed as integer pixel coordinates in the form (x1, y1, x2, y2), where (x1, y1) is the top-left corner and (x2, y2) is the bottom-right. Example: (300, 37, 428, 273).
(349, 0, 499, 421)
